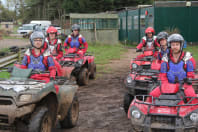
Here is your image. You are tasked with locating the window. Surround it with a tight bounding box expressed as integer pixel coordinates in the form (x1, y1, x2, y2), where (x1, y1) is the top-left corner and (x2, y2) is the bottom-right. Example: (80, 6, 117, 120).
(122, 17, 126, 30)
(134, 16, 138, 30)
(140, 15, 146, 28)
(128, 16, 132, 30)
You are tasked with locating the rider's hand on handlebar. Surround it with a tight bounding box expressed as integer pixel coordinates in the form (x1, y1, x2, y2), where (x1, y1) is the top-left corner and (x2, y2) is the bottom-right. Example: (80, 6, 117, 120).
(136, 49, 142, 52)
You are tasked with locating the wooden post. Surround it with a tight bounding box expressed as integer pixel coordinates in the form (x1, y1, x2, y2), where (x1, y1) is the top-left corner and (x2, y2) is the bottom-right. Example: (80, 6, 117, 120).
(94, 22, 97, 42)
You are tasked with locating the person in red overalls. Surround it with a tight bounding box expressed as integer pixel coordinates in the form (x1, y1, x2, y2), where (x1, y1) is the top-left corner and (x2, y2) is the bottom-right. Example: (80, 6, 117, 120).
(43, 26, 63, 76)
(147, 34, 197, 102)
(21, 31, 56, 82)
(136, 27, 160, 52)
(64, 24, 88, 56)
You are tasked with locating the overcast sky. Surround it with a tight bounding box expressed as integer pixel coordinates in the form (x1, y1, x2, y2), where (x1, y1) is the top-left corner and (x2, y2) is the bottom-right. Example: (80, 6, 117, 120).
(1, 0, 6, 6)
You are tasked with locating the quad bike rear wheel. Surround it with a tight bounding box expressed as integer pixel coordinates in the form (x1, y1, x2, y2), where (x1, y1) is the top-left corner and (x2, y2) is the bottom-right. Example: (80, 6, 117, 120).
(28, 106, 52, 132)
(77, 67, 89, 86)
(89, 62, 96, 79)
(60, 96, 79, 128)
(123, 93, 134, 114)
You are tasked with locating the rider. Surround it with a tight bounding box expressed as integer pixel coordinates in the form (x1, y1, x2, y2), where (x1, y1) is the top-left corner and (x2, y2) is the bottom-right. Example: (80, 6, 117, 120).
(43, 26, 63, 60)
(155, 31, 169, 61)
(136, 27, 160, 52)
(20, 31, 56, 82)
(64, 24, 88, 55)
(147, 33, 197, 102)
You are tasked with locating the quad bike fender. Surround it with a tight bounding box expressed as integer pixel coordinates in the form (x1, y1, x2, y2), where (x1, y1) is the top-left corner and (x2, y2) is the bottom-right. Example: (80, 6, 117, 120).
(58, 84, 78, 120)
(143, 50, 153, 56)
(61, 66, 75, 78)
(160, 83, 179, 94)
(151, 59, 161, 70)
(128, 99, 148, 119)
(149, 106, 178, 115)
(0, 103, 35, 125)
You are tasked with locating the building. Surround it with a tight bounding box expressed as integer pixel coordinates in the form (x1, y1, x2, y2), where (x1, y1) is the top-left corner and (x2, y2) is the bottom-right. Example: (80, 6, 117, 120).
(119, 1, 198, 44)
(63, 13, 119, 44)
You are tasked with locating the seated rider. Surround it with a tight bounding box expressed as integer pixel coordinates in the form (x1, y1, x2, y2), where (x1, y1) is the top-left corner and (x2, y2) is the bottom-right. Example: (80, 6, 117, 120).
(64, 24, 88, 55)
(154, 31, 169, 61)
(43, 26, 63, 60)
(136, 27, 160, 52)
(148, 33, 197, 102)
(21, 31, 56, 82)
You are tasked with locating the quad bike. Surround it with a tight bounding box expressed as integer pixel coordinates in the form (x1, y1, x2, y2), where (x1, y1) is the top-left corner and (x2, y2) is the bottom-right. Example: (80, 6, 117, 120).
(131, 49, 161, 71)
(123, 69, 159, 113)
(128, 78, 198, 132)
(0, 66, 79, 132)
(59, 47, 96, 86)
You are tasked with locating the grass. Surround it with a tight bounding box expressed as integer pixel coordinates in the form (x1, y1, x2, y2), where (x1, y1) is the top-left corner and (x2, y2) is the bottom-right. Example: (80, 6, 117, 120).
(0, 72, 10, 79)
(184, 45, 198, 61)
(87, 42, 128, 73)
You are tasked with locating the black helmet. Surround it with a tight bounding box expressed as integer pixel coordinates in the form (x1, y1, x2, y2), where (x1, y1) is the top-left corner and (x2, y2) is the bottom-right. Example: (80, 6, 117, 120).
(168, 33, 184, 51)
(30, 31, 45, 49)
(71, 24, 80, 32)
(157, 31, 168, 43)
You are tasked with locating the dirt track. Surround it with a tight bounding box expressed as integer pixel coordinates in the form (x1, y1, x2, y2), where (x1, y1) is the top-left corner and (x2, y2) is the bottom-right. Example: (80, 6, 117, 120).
(54, 48, 139, 132)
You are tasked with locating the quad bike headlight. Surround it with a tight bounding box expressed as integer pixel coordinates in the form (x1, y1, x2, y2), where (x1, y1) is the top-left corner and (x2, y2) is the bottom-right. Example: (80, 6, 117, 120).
(77, 59, 84, 65)
(132, 63, 138, 69)
(190, 113, 198, 122)
(19, 94, 32, 102)
(131, 110, 141, 119)
(126, 76, 132, 84)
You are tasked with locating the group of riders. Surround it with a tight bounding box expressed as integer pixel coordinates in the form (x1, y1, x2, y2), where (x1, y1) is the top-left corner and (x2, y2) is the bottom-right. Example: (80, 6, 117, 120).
(136, 27, 197, 101)
(18, 24, 88, 82)
(17, 23, 197, 99)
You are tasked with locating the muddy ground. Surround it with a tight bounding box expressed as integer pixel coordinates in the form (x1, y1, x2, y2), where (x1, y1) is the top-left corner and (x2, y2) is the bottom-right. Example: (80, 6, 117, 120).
(53, 48, 139, 132)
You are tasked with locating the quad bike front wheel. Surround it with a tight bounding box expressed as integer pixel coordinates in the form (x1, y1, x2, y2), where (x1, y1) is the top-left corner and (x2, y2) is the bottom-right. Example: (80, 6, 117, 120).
(77, 67, 89, 86)
(60, 96, 79, 128)
(28, 106, 53, 132)
(123, 93, 134, 114)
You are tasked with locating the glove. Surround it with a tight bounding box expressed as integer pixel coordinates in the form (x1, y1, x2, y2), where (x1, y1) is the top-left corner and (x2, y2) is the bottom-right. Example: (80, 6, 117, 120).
(50, 77, 55, 81)
(136, 49, 142, 52)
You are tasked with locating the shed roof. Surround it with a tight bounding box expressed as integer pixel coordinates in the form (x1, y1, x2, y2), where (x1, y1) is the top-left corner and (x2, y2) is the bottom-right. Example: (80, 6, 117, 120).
(69, 13, 118, 19)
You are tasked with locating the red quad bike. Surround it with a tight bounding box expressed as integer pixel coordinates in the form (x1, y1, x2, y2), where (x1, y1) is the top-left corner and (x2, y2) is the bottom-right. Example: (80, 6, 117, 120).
(128, 78, 198, 132)
(123, 70, 160, 113)
(131, 49, 161, 71)
(123, 49, 161, 113)
(59, 48, 96, 86)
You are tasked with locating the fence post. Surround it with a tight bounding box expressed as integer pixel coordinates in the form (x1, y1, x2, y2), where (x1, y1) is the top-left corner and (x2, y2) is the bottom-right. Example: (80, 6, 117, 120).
(94, 22, 97, 42)
(18, 48, 21, 62)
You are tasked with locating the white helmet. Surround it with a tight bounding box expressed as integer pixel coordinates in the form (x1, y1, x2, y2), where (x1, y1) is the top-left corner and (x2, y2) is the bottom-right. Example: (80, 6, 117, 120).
(30, 31, 45, 49)
(168, 33, 184, 51)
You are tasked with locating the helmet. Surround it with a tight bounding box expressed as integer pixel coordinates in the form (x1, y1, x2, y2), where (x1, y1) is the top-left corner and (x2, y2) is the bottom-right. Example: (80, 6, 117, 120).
(167, 33, 184, 50)
(157, 31, 168, 43)
(30, 31, 45, 48)
(47, 26, 57, 35)
(71, 24, 80, 32)
(145, 27, 155, 34)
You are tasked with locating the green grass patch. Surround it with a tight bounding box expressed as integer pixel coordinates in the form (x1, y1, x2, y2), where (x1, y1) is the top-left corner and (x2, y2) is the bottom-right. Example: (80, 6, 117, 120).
(88, 43, 127, 64)
(87, 42, 128, 73)
(0, 71, 10, 79)
(184, 45, 198, 61)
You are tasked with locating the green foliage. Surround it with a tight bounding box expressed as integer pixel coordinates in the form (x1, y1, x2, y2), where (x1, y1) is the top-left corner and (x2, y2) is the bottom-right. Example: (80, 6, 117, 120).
(11, 0, 154, 22)
(184, 45, 198, 61)
(0, 5, 15, 21)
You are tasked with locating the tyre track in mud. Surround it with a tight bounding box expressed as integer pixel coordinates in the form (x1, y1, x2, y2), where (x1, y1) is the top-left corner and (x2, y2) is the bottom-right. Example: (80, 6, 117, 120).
(54, 48, 139, 132)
